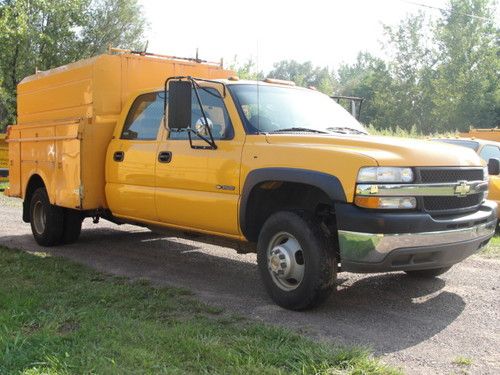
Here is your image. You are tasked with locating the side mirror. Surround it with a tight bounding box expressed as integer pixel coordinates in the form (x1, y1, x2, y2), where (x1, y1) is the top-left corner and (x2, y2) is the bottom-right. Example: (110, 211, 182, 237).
(167, 80, 192, 130)
(488, 158, 500, 175)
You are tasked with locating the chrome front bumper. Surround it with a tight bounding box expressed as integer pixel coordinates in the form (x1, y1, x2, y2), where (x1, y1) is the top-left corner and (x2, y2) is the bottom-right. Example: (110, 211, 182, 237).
(338, 219, 497, 272)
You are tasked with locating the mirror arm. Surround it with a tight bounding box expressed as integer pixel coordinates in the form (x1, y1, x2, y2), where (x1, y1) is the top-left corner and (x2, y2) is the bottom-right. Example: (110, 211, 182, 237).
(164, 75, 221, 150)
(190, 77, 226, 97)
(191, 80, 217, 149)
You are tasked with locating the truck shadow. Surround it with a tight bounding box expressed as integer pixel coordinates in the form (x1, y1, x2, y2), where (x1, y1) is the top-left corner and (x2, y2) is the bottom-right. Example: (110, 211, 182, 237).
(2, 225, 465, 355)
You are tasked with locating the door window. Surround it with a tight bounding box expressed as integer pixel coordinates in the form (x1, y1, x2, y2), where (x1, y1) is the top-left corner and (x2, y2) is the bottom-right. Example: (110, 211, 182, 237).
(169, 87, 234, 140)
(121, 92, 164, 140)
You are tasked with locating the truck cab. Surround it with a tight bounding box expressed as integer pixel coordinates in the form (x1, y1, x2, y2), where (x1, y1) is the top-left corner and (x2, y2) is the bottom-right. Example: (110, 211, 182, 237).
(6, 52, 497, 310)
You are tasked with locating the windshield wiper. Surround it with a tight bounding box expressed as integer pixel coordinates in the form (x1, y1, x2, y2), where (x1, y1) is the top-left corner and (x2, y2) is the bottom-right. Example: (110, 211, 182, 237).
(326, 127, 366, 135)
(271, 127, 329, 134)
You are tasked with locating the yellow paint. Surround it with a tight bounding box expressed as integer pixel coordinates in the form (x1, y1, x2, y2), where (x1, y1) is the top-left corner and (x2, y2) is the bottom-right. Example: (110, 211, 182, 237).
(0, 133, 7, 183)
(7, 52, 234, 210)
(460, 128, 500, 142)
(8, 53, 488, 239)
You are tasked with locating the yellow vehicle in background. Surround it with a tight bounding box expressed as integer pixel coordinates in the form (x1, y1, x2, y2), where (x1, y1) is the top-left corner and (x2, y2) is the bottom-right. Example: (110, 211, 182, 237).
(6, 51, 498, 309)
(0, 133, 8, 183)
(433, 137, 500, 218)
(460, 128, 500, 142)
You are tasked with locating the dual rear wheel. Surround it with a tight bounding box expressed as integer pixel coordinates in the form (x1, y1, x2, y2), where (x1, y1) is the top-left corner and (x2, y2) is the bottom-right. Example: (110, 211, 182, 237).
(30, 187, 82, 246)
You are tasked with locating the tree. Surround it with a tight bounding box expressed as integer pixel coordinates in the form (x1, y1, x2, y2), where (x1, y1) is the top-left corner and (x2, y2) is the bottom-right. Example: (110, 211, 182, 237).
(268, 60, 337, 95)
(382, 11, 437, 132)
(229, 57, 264, 80)
(0, 0, 146, 130)
(336, 52, 394, 128)
(431, 0, 499, 131)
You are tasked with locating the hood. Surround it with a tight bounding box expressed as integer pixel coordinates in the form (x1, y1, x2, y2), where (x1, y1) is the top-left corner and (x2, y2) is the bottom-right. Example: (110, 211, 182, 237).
(264, 133, 484, 167)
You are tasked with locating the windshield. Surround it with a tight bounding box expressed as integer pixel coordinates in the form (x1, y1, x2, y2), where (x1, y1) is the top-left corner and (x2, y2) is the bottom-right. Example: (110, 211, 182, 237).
(229, 84, 367, 135)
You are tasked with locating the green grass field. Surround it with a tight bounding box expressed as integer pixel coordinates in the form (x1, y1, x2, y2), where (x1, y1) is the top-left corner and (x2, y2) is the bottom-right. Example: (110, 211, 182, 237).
(0, 247, 398, 375)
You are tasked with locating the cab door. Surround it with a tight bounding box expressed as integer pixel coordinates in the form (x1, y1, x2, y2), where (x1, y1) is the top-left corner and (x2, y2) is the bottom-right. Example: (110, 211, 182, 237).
(106, 92, 163, 221)
(155, 86, 244, 236)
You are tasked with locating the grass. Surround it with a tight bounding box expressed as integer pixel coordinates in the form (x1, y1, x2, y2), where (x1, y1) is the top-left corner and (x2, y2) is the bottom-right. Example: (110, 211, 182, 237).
(452, 356, 473, 366)
(365, 124, 458, 139)
(481, 234, 500, 258)
(0, 246, 399, 375)
(0, 181, 8, 191)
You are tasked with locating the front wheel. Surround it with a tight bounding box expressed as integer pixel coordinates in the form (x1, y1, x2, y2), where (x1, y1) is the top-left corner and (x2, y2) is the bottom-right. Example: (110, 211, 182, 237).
(257, 211, 337, 310)
(405, 266, 452, 278)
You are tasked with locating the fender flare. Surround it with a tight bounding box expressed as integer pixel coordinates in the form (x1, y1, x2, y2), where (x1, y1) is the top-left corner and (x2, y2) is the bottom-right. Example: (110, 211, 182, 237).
(239, 168, 347, 240)
(22, 173, 46, 223)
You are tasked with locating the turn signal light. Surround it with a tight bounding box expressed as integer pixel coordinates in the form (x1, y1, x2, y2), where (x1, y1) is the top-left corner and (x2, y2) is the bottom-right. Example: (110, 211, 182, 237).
(355, 196, 417, 209)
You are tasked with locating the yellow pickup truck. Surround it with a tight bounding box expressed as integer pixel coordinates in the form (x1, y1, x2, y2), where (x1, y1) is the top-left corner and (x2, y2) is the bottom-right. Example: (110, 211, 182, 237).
(6, 51, 498, 309)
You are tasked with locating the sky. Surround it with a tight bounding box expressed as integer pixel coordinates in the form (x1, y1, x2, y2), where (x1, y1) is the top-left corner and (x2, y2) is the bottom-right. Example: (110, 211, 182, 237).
(137, 0, 487, 72)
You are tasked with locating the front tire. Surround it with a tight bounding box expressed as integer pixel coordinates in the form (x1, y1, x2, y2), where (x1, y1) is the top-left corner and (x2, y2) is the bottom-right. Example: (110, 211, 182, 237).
(30, 187, 64, 246)
(405, 266, 452, 278)
(257, 211, 337, 310)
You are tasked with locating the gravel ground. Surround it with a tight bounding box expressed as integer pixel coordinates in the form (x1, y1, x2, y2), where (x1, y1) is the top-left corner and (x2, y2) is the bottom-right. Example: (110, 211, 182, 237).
(0, 194, 499, 374)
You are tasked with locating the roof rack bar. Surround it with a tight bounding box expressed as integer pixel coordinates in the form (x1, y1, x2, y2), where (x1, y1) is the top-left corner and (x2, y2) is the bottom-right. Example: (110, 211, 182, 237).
(108, 47, 223, 67)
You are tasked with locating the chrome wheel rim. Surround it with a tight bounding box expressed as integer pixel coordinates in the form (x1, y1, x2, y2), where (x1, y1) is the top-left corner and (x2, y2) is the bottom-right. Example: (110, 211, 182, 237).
(32, 201, 46, 235)
(267, 232, 305, 291)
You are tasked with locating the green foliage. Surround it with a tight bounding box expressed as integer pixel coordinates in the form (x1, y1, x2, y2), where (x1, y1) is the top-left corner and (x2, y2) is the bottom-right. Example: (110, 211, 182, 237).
(431, 0, 499, 131)
(229, 56, 265, 80)
(337, 52, 395, 128)
(268, 60, 337, 95)
(0, 0, 146, 130)
(482, 234, 500, 258)
(245, 0, 498, 135)
(0, 246, 399, 374)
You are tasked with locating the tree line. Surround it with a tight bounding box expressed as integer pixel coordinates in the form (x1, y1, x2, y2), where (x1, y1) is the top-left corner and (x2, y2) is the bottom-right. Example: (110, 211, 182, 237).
(235, 0, 499, 134)
(0, 0, 498, 134)
(0, 0, 145, 130)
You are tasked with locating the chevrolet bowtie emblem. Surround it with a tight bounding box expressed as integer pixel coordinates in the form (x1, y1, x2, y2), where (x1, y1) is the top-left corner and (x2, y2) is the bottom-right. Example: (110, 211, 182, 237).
(455, 181, 471, 196)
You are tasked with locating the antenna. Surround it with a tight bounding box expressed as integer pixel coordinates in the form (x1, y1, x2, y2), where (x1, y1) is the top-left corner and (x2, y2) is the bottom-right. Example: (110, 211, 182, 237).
(141, 40, 149, 56)
(256, 40, 260, 133)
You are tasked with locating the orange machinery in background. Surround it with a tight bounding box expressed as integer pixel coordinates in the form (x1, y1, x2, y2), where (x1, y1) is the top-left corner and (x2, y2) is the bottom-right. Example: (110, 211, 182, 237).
(460, 128, 500, 142)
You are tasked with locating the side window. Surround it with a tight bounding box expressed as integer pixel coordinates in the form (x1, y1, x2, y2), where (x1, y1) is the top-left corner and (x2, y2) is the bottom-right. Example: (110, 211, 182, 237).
(169, 87, 234, 140)
(479, 145, 500, 161)
(121, 92, 163, 140)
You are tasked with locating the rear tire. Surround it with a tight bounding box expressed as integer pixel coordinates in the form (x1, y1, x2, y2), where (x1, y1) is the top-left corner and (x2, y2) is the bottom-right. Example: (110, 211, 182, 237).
(29, 187, 64, 246)
(405, 266, 452, 278)
(61, 209, 82, 244)
(257, 211, 337, 310)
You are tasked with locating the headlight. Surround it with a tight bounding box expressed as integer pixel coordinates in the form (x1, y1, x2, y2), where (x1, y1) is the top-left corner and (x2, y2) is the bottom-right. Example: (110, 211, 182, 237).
(357, 167, 414, 183)
(483, 166, 489, 180)
(355, 196, 417, 209)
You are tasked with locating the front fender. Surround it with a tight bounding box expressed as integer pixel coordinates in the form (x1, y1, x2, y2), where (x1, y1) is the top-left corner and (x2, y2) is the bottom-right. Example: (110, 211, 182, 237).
(239, 167, 346, 239)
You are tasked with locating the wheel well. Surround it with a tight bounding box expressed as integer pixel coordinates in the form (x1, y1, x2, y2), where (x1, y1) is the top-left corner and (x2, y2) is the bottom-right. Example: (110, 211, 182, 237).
(23, 174, 45, 222)
(243, 181, 335, 242)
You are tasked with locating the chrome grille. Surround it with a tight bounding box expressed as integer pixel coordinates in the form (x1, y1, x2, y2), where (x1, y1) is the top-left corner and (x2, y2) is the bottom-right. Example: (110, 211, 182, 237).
(423, 194, 483, 212)
(419, 168, 484, 183)
(417, 168, 485, 214)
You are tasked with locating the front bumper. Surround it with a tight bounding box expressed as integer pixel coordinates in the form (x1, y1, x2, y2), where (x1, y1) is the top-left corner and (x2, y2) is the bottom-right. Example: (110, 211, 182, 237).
(336, 201, 497, 273)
